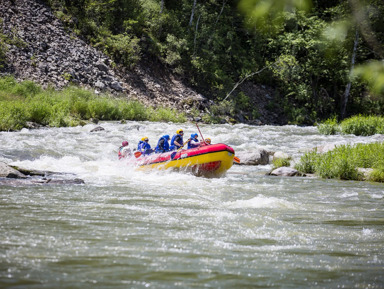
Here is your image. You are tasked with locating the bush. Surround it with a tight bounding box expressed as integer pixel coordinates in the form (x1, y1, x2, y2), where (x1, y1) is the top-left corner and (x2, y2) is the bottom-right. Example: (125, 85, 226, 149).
(295, 142, 384, 182)
(317, 117, 339, 135)
(318, 115, 384, 136)
(272, 157, 291, 169)
(340, 115, 384, 136)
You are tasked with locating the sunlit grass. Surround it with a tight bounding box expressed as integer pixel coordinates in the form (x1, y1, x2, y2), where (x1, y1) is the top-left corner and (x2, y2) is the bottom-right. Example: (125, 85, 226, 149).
(295, 142, 384, 182)
(317, 115, 384, 136)
(0, 76, 187, 131)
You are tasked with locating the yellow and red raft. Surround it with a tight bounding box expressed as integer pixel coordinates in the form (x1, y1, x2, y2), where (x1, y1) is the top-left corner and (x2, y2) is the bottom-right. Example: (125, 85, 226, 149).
(134, 143, 236, 177)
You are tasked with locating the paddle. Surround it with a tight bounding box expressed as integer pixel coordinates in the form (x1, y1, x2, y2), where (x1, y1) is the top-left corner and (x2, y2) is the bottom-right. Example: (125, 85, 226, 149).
(233, 156, 240, 164)
(196, 123, 207, 145)
(171, 139, 190, 159)
(134, 151, 142, 158)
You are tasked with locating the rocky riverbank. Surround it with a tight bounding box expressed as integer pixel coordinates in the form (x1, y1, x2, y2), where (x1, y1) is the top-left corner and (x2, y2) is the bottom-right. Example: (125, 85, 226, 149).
(0, 0, 286, 125)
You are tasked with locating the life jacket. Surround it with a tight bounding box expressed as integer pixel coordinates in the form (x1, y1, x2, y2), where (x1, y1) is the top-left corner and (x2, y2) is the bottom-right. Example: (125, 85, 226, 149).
(187, 138, 200, 149)
(118, 146, 131, 159)
(155, 136, 170, 153)
(170, 134, 183, 151)
(138, 141, 152, 155)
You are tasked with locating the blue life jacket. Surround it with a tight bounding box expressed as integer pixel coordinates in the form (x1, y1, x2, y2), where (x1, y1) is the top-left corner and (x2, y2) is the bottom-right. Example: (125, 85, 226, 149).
(137, 141, 152, 155)
(170, 134, 183, 151)
(155, 136, 170, 153)
(187, 138, 200, 149)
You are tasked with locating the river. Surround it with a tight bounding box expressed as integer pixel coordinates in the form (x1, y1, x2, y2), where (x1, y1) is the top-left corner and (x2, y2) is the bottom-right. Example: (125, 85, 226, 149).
(1, 122, 383, 288)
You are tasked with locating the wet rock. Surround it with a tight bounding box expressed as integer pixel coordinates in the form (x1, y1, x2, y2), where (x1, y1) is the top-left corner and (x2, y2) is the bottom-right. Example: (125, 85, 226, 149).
(0, 162, 27, 178)
(236, 149, 269, 165)
(90, 126, 105, 132)
(273, 151, 290, 161)
(268, 167, 303, 177)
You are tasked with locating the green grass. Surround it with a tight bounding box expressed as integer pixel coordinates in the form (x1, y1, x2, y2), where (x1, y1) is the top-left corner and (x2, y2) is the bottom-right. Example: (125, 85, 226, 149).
(0, 76, 187, 131)
(272, 157, 291, 169)
(317, 115, 384, 136)
(295, 142, 384, 182)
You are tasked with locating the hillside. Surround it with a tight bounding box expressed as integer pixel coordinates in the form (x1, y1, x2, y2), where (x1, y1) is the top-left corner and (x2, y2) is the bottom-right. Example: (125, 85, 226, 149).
(0, 0, 287, 125)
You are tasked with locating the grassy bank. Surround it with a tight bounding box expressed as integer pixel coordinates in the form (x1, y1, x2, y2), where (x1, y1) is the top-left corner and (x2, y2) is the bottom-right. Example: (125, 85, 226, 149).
(0, 76, 187, 131)
(317, 115, 384, 136)
(295, 142, 384, 182)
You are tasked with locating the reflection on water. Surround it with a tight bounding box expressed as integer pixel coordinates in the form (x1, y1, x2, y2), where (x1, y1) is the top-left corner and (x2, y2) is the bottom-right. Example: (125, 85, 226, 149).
(1, 122, 383, 288)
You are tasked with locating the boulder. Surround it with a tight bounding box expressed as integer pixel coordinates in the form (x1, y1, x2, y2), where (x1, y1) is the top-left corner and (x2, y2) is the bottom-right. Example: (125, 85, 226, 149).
(273, 151, 290, 161)
(268, 167, 303, 177)
(236, 149, 269, 165)
(0, 162, 27, 178)
(90, 126, 105, 132)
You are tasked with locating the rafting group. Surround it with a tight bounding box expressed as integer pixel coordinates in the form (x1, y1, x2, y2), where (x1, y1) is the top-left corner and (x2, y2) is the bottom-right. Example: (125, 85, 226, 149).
(118, 129, 211, 160)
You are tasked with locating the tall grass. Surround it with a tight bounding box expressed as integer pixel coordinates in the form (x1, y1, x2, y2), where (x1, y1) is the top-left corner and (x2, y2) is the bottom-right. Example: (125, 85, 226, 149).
(295, 142, 384, 182)
(0, 76, 187, 131)
(317, 115, 384, 136)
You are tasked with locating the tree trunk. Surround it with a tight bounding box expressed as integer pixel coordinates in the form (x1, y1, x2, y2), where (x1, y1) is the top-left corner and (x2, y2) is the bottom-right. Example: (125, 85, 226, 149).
(160, 0, 164, 14)
(189, 0, 197, 26)
(193, 14, 201, 56)
(341, 28, 359, 119)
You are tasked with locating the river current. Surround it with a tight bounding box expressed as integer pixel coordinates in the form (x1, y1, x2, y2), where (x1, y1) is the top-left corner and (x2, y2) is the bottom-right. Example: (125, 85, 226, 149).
(1, 122, 383, 288)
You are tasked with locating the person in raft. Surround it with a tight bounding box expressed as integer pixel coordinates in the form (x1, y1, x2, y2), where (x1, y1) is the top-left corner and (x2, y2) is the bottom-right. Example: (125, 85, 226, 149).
(155, 135, 170, 153)
(118, 141, 132, 159)
(137, 137, 154, 155)
(187, 133, 200, 149)
(204, 138, 211, 145)
(170, 129, 184, 151)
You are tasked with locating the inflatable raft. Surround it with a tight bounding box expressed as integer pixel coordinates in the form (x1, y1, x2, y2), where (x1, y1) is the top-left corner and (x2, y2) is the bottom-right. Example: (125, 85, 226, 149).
(135, 143, 235, 177)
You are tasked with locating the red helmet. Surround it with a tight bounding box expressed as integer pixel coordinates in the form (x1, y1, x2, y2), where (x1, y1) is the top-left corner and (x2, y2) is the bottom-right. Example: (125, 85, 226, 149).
(122, 141, 129, 146)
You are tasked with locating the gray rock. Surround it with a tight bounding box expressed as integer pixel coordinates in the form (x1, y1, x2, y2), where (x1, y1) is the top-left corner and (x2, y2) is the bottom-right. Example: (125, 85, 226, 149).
(94, 80, 105, 89)
(90, 126, 105, 132)
(0, 162, 27, 179)
(96, 62, 109, 73)
(268, 167, 302, 177)
(110, 81, 123, 91)
(236, 149, 269, 165)
(273, 151, 290, 161)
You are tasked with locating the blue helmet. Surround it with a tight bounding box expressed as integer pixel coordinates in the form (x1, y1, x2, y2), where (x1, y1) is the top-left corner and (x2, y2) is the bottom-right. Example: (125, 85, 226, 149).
(163, 135, 170, 140)
(191, 133, 198, 139)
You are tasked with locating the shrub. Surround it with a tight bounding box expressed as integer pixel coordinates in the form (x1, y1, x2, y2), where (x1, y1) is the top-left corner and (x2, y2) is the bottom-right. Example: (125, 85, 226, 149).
(340, 115, 384, 136)
(294, 150, 318, 174)
(295, 142, 384, 182)
(317, 117, 339, 135)
(272, 157, 291, 169)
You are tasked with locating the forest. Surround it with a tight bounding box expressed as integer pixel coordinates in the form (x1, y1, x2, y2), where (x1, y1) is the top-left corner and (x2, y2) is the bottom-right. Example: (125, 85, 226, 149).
(6, 0, 384, 124)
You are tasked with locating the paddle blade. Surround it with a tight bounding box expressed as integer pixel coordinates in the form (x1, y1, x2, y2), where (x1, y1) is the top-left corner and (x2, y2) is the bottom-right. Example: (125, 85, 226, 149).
(134, 151, 142, 158)
(233, 156, 240, 164)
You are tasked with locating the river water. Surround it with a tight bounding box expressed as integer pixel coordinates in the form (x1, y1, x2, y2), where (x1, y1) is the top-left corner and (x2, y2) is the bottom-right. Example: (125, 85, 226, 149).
(1, 122, 383, 288)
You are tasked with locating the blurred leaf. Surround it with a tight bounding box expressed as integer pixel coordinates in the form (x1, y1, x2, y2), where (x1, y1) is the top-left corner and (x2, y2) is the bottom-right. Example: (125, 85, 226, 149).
(321, 20, 350, 42)
(353, 60, 384, 95)
(238, 0, 312, 32)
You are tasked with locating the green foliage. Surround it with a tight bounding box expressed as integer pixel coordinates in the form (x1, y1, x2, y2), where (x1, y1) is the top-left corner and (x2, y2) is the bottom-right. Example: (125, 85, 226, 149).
(318, 115, 384, 136)
(148, 107, 187, 123)
(203, 100, 236, 124)
(317, 117, 340, 135)
(295, 142, 384, 182)
(22, 0, 384, 123)
(272, 157, 291, 169)
(235, 92, 250, 111)
(98, 33, 141, 68)
(0, 77, 188, 131)
(340, 115, 384, 136)
(294, 150, 318, 174)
